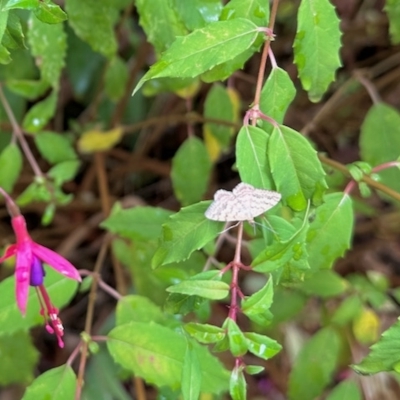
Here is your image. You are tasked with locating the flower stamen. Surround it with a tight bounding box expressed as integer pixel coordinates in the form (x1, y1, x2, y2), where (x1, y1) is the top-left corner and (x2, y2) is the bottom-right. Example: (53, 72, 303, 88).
(36, 285, 65, 348)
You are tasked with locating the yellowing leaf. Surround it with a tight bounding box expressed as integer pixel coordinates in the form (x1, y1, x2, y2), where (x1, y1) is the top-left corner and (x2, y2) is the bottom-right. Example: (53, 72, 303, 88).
(204, 125, 222, 162)
(78, 127, 123, 153)
(352, 308, 380, 345)
(175, 79, 201, 99)
(226, 87, 240, 123)
(203, 84, 238, 161)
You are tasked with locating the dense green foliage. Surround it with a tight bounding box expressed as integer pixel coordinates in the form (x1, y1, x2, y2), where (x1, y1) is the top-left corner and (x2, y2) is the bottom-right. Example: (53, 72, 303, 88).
(0, 0, 400, 399)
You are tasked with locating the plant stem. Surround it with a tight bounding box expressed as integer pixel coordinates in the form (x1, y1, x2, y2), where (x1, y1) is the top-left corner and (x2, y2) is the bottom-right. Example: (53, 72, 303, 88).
(252, 0, 280, 121)
(0, 186, 20, 217)
(0, 85, 44, 178)
(75, 235, 111, 400)
(228, 222, 244, 321)
(320, 154, 400, 201)
(354, 70, 381, 104)
(79, 269, 122, 300)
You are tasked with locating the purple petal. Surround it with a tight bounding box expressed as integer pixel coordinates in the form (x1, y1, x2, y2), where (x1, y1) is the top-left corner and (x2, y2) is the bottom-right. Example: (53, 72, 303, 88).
(29, 256, 45, 286)
(31, 243, 81, 282)
(15, 242, 32, 315)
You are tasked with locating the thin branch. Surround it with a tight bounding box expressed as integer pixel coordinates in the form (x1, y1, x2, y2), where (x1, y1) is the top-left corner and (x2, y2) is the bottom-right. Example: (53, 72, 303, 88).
(228, 222, 244, 321)
(319, 154, 400, 202)
(0, 85, 44, 178)
(75, 235, 112, 400)
(122, 112, 240, 136)
(354, 70, 381, 104)
(252, 0, 280, 116)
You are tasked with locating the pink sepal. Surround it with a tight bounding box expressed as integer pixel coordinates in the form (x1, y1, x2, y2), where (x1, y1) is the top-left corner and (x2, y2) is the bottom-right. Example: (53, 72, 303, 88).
(15, 241, 32, 315)
(0, 244, 17, 263)
(31, 242, 81, 282)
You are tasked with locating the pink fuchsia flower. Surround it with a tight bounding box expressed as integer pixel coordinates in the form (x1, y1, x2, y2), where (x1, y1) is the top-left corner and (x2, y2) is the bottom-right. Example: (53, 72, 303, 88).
(0, 187, 81, 348)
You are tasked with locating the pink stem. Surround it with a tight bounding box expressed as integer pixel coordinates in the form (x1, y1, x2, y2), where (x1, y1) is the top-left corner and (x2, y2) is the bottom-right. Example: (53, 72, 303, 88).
(0, 186, 21, 217)
(228, 222, 244, 321)
(79, 269, 122, 300)
(343, 161, 400, 196)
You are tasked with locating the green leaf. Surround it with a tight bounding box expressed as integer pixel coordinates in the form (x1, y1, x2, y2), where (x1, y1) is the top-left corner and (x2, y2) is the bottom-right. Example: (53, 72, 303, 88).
(306, 193, 353, 270)
(0, 331, 38, 385)
(0, 87, 26, 120)
(104, 55, 128, 101)
(220, 0, 269, 27)
(133, 19, 260, 95)
(116, 295, 166, 326)
(142, 76, 199, 97)
(0, 43, 11, 64)
(167, 280, 230, 300)
(260, 67, 296, 126)
(204, 83, 236, 149)
(114, 240, 208, 307)
(347, 274, 387, 309)
(181, 341, 201, 400)
(203, 1, 267, 82)
(82, 345, 131, 400)
(288, 327, 341, 400)
(0, 267, 79, 336)
(226, 318, 248, 357)
(7, 79, 50, 100)
(331, 295, 363, 326)
(244, 365, 264, 375)
(28, 15, 66, 87)
(17, 180, 51, 205)
(102, 204, 173, 241)
(0, 143, 22, 192)
(3, 11, 25, 50)
(0, 11, 10, 64)
(33, 2, 68, 24)
(352, 318, 400, 374)
(184, 322, 225, 344)
(269, 125, 326, 211)
(241, 277, 274, 326)
(41, 202, 56, 226)
(22, 90, 57, 133)
(165, 293, 207, 316)
(252, 213, 309, 273)
(213, 332, 230, 353)
(236, 125, 273, 188)
(65, 27, 104, 98)
(3, 0, 38, 10)
(65, 0, 118, 58)
(293, 0, 342, 102)
(385, 0, 400, 44)
(107, 321, 229, 393)
(112, 239, 166, 305)
(244, 332, 282, 360)
(35, 131, 77, 164)
(172, 0, 222, 31)
(229, 366, 246, 400)
(152, 201, 224, 267)
(171, 136, 212, 206)
(22, 365, 76, 400)
(300, 270, 347, 298)
(360, 103, 400, 193)
(135, 0, 188, 55)
(277, 257, 310, 284)
(0, 9, 8, 40)
(347, 164, 365, 182)
(47, 160, 81, 185)
(270, 288, 307, 324)
(326, 380, 361, 400)
(201, 47, 259, 83)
